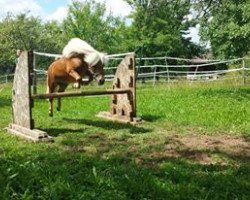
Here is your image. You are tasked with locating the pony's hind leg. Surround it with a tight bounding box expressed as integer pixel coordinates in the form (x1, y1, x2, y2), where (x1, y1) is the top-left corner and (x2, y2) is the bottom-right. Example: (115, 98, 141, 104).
(57, 84, 67, 111)
(47, 77, 55, 117)
(47, 86, 54, 116)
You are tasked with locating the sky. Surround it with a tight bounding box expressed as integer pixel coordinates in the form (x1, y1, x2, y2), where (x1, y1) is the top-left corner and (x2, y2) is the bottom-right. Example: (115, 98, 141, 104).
(0, 0, 132, 21)
(0, 0, 199, 43)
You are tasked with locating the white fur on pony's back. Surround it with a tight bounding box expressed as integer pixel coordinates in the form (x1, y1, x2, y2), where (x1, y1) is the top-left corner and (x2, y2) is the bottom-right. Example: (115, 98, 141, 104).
(63, 38, 95, 56)
(62, 38, 107, 66)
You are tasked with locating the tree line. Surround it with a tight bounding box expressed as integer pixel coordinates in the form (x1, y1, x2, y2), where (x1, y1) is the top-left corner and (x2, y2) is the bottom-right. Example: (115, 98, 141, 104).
(0, 0, 249, 74)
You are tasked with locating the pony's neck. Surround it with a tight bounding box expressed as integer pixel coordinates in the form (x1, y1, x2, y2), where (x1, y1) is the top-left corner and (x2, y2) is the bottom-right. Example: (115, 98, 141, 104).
(85, 51, 103, 67)
(62, 38, 108, 66)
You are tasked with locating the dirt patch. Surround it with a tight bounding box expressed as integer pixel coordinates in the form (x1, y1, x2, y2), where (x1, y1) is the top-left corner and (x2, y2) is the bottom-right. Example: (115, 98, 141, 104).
(174, 134, 249, 155)
(61, 130, 250, 166)
(147, 134, 250, 165)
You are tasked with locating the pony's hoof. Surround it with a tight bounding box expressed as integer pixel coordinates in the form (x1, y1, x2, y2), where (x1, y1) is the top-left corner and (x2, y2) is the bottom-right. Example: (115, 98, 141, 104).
(49, 112, 53, 117)
(57, 107, 61, 111)
(73, 82, 81, 89)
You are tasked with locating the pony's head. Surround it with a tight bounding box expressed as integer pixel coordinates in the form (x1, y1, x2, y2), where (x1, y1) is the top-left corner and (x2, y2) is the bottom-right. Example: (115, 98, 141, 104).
(86, 51, 107, 85)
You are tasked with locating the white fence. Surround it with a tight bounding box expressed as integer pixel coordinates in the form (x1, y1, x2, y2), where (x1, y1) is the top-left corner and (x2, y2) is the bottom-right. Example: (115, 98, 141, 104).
(1, 51, 249, 85)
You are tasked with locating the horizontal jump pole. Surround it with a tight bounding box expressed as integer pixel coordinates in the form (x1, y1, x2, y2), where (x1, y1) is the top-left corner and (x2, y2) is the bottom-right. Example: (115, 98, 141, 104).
(31, 89, 131, 99)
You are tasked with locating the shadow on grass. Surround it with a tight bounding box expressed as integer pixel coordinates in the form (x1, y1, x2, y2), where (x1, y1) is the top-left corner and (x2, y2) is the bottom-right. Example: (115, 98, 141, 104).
(200, 88, 250, 99)
(140, 114, 162, 122)
(163, 136, 250, 164)
(173, 148, 250, 164)
(41, 127, 87, 137)
(0, 96, 11, 108)
(62, 117, 152, 134)
(242, 135, 250, 141)
(0, 145, 249, 200)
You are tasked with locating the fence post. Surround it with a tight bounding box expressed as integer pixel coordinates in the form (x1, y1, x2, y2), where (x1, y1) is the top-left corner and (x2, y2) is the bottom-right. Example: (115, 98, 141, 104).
(153, 65, 157, 85)
(32, 51, 37, 94)
(137, 53, 142, 82)
(191, 65, 199, 84)
(242, 59, 246, 85)
(165, 58, 170, 84)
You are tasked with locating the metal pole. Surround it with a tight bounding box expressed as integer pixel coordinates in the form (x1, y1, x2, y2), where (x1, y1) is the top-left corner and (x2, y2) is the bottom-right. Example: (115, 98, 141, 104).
(32, 51, 37, 94)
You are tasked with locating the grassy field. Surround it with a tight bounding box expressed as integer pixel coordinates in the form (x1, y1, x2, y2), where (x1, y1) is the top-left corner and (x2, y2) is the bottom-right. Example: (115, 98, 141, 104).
(0, 81, 249, 199)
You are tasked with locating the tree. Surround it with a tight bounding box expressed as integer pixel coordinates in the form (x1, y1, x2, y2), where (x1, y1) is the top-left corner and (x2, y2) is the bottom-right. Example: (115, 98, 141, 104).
(0, 13, 63, 73)
(194, 0, 250, 58)
(125, 0, 201, 58)
(0, 13, 41, 73)
(36, 21, 65, 53)
(62, 0, 128, 53)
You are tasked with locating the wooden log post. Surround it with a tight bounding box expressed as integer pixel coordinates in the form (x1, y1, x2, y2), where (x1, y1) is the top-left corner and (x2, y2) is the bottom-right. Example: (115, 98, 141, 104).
(7, 51, 52, 142)
(97, 53, 140, 123)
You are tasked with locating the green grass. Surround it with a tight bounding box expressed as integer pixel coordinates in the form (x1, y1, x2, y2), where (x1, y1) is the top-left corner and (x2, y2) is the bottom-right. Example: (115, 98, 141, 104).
(0, 81, 249, 199)
(138, 83, 250, 134)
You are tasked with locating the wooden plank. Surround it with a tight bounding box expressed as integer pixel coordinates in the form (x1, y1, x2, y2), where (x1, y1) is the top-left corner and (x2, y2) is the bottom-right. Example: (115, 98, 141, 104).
(97, 111, 141, 124)
(12, 51, 33, 129)
(7, 124, 52, 142)
(98, 53, 141, 124)
(110, 54, 137, 118)
(31, 89, 131, 99)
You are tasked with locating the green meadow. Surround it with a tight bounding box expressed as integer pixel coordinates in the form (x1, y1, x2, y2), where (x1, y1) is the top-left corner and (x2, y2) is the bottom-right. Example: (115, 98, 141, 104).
(0, 80, 249, 199)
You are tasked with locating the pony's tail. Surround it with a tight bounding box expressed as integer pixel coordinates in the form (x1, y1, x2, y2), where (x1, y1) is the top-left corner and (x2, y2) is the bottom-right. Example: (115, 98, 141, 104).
(46, 72, 50, 94)
(46, 65, 52, 94)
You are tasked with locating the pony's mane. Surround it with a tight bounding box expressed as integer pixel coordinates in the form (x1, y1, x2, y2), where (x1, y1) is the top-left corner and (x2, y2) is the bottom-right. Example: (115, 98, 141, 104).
(62, 38, 108, 66)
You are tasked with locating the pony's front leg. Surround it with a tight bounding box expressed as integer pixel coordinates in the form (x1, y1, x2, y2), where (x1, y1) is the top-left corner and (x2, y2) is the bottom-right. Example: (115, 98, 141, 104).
(57, 84, 67, 111)
(57, 97, 61, 111)
(49, 98, 53, 117)
(69, 70, 82, 89)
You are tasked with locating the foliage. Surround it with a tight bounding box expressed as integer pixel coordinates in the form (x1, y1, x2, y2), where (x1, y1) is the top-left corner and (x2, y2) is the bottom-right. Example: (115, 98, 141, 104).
(125, 0, 204, 58)
(1, 0, 249, 74)
(0, 13, 41, 73)
(62, 0, 128, 53)
(194, 0, 250, 58)
(0, 0, 133, 74)
(0, 13, 64, 73)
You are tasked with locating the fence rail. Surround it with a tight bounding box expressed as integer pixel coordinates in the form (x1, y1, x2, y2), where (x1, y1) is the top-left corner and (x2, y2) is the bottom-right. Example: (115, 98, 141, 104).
(1, 51, 249, 85)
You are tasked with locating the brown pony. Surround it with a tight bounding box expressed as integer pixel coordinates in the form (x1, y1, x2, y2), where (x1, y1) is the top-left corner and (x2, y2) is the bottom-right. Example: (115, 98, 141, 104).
(47, 38, 107, 116)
